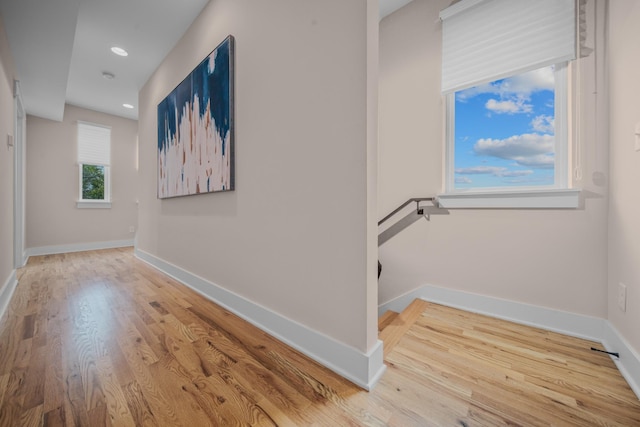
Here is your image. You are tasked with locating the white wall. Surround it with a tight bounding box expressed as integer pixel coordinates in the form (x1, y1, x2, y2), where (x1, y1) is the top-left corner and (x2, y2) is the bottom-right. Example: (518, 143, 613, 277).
(25, 104, 138, 250)
(608, 0, 640, 355)
(378, 0, 609, 319)
(138, 0, 378, 364)
(0, 14, 16, 297)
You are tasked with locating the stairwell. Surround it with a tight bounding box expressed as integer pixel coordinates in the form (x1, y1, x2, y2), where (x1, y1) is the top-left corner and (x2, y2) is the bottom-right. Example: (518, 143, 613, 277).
(378, 298, 430, 358)
(377, 198, 446, 356)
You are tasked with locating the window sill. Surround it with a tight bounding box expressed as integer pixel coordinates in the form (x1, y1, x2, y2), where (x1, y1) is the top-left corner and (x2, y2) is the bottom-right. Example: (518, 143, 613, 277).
(437, 188, 580, 209)
(77, 200, 112, 209)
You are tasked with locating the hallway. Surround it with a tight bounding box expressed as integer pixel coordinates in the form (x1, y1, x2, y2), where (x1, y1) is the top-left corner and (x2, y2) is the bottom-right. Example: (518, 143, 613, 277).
(1, 248, 639, 426)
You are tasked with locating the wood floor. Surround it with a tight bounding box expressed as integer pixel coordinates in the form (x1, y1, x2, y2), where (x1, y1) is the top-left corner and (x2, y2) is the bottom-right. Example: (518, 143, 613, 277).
(0, 248, 639, 426)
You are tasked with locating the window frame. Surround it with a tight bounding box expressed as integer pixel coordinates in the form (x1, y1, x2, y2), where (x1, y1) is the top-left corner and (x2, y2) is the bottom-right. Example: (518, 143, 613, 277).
(78, 163, 111, 208)
(439, 62, 579, 209)
(77, 121, 112, 209)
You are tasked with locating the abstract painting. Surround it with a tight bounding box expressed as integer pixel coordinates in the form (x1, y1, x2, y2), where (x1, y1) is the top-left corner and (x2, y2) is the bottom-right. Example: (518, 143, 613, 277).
(157, 35, 234, 198)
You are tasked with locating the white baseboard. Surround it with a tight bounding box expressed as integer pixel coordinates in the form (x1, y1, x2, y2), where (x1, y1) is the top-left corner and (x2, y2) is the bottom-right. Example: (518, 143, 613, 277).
(0, 270, 18, 322)
(17, 250, 27, 268)
(379, 287, 430, 318)
(26, 239, 134, 258)
(380, 284, 640, 400)
(135, 248, 385, 390)
(603, 322, 640, 399)
(417, 285, 605, 341)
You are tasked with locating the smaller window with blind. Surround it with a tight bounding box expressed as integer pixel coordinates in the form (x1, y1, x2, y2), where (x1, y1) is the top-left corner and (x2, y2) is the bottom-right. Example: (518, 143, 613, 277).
(77, 122, 111, 207)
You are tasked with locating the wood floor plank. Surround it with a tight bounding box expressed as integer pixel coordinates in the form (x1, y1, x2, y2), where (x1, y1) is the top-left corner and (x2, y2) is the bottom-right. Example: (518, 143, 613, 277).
(120, 381, 158, 427)
(115, 340, 183, 427)
(42, 406, 65, 427)
(0, 283, 30, 376)
(144, 355, 215, 427)
(1, 248, 639, 426)
(0, 369, 28, 424)
(60, 361, 90, 427)
(42, 289, 66, 414)
(19, 403, 43, 427)
(377, 310, 398, 332)
(417, 305, 635, 396)
(379, 298, 430, 357)
(0, 373, 9, 407)
(94, 356, 136, 427)
(21, 341, 47, 410)
(86, 402, 110, 427)
(191, 335, 319, 426)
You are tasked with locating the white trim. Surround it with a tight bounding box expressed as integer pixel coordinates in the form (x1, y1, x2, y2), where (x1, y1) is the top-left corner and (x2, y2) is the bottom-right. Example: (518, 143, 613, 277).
(416, 284, 604, 340)
(0, 271, 18, 322)
(77, 120, 112, 130)
(378, 286, 428, 318)
(13, 80, 26, 268)
(135, 248, 386, 390)
(554, 62, 570, 188)
(26, 239, 134, 257)
(444, 95, 456, 192)
(437, 188, 580, 209)
(444, 63, 572, 200)
(602, 322, 640, 400)
(76, 200, 112, 209)
(438, 0, 484, 21)
(379, 284, 640, 400)
(78, 163, 111, 205)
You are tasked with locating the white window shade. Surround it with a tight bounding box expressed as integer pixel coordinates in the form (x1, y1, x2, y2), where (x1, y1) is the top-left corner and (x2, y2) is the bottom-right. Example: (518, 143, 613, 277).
(440, 0, 576, 94)
(78, 121, 111, 166)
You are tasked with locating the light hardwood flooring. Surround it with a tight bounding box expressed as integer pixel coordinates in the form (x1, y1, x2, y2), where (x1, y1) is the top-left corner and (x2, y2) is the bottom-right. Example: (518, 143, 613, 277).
(0, 248, 639, 426)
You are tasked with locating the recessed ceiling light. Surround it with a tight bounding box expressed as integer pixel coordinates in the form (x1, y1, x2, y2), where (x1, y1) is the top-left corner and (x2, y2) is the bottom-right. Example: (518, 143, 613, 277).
(123, 104, 134, 109)
(111, 46, 128, 57)
(102, 71, 115, 80)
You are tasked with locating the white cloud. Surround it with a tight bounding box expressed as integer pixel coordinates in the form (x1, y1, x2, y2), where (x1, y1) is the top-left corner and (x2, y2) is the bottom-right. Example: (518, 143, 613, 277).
(455, 166, 534, 177)
(455, 166, 507, 175)
(497, 67, 554, 96)
(474, 133, 554, 163)
(513, 154, 555, 169)
(485, 98, 532, 114)
(500, 170, 534, 177)
(456, 82, 499, 101)
(531, 115, 554, 133)
(455, 177, 473, 184)
(472, 133, 555, 169)
(457, 66, 554, 101)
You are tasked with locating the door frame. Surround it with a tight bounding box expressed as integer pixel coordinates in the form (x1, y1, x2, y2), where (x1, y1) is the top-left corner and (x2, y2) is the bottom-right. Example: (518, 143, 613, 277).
(13, 80, 25, 268)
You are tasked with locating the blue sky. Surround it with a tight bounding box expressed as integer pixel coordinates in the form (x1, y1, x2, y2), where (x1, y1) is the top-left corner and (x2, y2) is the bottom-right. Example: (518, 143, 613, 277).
(454, 66, 556, 190)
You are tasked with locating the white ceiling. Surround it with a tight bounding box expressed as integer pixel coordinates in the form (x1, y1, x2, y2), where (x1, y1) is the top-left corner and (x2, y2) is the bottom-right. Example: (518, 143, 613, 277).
(0, 0, 412, 122)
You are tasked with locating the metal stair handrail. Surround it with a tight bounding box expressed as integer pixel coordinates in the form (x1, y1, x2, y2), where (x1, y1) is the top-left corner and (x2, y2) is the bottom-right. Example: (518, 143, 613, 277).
(378, 197, 436, 226)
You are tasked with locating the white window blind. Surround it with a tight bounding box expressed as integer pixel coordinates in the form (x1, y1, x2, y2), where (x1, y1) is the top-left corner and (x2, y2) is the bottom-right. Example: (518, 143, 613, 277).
(78, 121, 111, 166)
(440, 0, 576, 94)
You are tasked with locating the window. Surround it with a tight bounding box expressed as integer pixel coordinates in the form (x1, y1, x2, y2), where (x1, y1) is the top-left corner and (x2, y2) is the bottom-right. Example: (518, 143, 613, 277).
(77, 122, 111, 208)
(448, 64, 566, 191)
(438, 0, 580, 208)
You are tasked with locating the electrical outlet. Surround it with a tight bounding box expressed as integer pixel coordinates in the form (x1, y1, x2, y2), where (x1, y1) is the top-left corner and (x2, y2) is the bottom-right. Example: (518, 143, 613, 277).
(129, 226, 135, 233)
(618, 283, 627, 312)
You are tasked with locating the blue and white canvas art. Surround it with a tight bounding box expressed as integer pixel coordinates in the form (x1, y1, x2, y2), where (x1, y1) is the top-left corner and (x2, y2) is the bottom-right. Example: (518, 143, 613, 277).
(157, 35, 234, 198)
